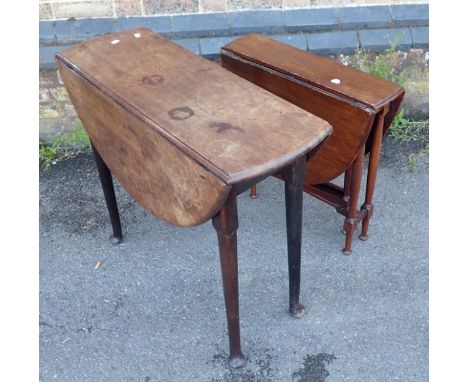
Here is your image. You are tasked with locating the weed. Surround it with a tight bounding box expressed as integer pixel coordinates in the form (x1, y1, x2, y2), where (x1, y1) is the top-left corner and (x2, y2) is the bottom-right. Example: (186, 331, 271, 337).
(390, 111, 429, 172)
(62, 121, 90, 147)
(354, 41, 429, 171)
(406, 146, 429, 173)
(355, 40, 410, 85)
(389, 108, 428, 144)
(39, 140, 60, 169)
(39, 122, 91, 170)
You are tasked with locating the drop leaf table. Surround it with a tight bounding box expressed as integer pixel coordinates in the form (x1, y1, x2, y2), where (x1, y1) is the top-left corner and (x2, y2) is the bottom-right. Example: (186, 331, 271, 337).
(221, 34, 405, 255)
(55, 29, 332, 368)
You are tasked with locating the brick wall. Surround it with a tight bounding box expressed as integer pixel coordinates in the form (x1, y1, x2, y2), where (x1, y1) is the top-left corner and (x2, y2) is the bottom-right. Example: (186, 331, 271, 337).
(39, 0, 429, 141)
(40, 0, 427, 20)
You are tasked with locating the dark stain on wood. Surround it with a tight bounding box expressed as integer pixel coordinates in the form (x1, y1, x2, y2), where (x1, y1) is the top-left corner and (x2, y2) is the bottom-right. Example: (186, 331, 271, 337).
(168, 106, 194, 121)
(209, 122, 244, 134)
(142, 74, 164, 86)
(55, 29, 331, 185)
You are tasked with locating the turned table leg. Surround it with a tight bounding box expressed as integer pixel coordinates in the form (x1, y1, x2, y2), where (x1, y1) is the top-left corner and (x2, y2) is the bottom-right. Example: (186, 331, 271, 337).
(343, 166, 353, 203)
(91, 142, 123, 244)
(284, 156, 307, 318)
(212, 191, 247, 369)
(360, 108, 387, 241)
(343, 146, 365, 255)
(340, 165, 354, 235)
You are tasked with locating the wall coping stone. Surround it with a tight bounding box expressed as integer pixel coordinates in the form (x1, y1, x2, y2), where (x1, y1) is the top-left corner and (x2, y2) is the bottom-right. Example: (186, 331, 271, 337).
(39, 3, 429, 68)
(339, 5, 393, 30)
(307, 30, 359, 55)
(359, 27, 413, 52)
(391, 4, 429, 26)
(411, 26, 429, 49)
(285, 8, 339, 33)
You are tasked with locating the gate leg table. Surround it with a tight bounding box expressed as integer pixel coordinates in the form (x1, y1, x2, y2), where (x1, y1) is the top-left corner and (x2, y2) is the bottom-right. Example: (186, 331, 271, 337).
(55, 29, 331, 368)
(221, 34, 405, 255)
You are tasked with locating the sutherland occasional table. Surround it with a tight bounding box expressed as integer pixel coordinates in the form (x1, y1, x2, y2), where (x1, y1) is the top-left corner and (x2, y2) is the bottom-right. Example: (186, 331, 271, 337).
(221, 33, 405, 255)
(55, 29, 332, 368)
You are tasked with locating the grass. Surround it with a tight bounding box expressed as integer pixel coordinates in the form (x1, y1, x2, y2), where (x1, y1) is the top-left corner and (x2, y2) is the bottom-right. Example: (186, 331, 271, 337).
(39, 122, 91, 170)
(389, 109, 428, 144)
(62, 121, 90, 147)
(354, 42, 429, 171)
(39, 140, 60, 169)
(354, 41, 411, 85)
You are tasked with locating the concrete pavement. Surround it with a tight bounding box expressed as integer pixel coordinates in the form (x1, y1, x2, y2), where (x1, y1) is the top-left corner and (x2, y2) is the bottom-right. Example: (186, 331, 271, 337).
(40, 138, 428, 381)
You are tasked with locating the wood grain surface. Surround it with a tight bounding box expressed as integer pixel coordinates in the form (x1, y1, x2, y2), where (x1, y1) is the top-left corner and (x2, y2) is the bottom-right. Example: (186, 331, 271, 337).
(56, 29, 332, 186)
(220, 34, 405, 185)
(57, 60, 231, 227)
(221, 33, 404, 111)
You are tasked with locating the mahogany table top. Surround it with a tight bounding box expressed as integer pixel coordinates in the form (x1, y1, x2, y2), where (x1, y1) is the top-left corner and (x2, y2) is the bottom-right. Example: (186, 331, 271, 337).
(220, 33, 405, 185)
(222, 33, 404, 112)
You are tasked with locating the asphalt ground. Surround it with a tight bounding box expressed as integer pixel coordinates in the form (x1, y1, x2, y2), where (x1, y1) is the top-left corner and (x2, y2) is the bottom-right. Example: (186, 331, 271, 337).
(39, 138, 428, 382)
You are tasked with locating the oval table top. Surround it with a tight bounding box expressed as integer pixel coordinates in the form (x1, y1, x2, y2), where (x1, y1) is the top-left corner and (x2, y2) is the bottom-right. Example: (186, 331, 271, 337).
(56, 28, 332, 186)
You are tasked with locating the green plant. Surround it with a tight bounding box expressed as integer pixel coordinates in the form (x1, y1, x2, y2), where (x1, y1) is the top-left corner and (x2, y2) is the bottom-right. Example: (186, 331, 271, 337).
(355, 41, 414, 137)
(406, 146, 429, 173)
(39, 122, 91, 170)
(389, 108, 428, 144)
(355, 39, 410, 85)
(354, 40, 429, 171)
(390, 110, 429, 172)
(39, 140, 60, 169)
(63, 122, 90, 147)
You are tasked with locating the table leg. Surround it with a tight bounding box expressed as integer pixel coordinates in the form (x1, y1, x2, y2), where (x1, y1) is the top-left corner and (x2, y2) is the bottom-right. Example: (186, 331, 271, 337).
(91, 142, 123, 244)
(360, 109, 386, 241)
(343, 146, 365, 255)
(340, 165, 354, 235)
(250, 185, 257, 199)
(212, 191, 247, 369)
(343, 166, 353, 203)
(284, 156, 307, 318)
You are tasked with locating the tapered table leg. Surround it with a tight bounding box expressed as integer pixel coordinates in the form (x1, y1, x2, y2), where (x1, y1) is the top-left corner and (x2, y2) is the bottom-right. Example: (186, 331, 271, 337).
(91, 142, 123, 244)
(212, 190, 247, 369)
(360, 108, 387, 241)
(343, 146, 365, 255)
(284, 156, 307, 318)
